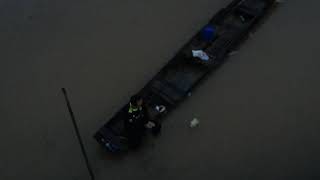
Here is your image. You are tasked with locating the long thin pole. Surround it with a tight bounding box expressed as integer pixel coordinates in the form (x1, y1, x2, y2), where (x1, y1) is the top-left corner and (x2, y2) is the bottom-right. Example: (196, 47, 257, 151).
(61, 88, 95, 180)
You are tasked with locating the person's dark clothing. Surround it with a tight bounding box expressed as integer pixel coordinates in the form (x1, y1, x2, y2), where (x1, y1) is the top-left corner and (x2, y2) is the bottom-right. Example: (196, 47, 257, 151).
(124, 103, 148, 147)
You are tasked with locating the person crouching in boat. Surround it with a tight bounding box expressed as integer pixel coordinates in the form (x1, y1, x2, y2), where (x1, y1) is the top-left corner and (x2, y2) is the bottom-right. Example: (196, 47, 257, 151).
(124, 95, 160, 148)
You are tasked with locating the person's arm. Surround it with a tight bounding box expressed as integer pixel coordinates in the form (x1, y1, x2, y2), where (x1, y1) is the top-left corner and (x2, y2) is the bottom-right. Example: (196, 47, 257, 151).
(142, 104, 156, 129)
(124, 104, 133, 129)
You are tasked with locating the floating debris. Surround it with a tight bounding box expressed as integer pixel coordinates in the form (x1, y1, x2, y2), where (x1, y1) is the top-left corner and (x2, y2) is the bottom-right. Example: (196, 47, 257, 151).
(190, 118, 200, 128)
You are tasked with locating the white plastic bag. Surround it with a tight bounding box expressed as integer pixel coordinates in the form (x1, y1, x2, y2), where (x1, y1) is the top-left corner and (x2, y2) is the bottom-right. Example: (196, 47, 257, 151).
(192, 50, 209, 61)
(190, 118, 200, 128)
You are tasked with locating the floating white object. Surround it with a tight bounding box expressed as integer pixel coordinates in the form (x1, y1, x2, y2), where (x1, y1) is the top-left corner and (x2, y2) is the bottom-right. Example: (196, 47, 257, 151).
(190, 118, 200, 128)
(192, 50, 209, 61)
